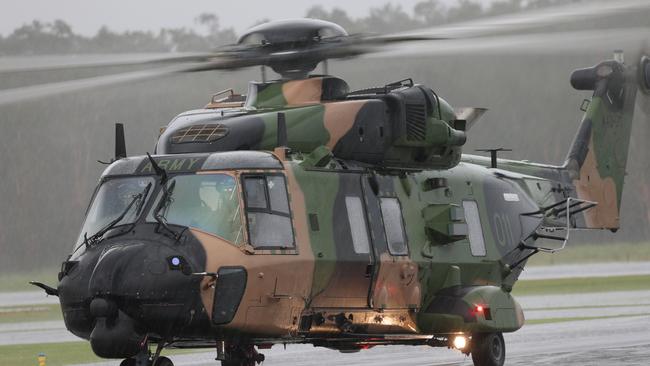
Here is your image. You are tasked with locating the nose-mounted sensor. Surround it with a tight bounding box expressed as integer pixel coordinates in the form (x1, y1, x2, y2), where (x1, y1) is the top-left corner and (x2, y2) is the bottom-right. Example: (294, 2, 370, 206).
(167, 256, 190, 274)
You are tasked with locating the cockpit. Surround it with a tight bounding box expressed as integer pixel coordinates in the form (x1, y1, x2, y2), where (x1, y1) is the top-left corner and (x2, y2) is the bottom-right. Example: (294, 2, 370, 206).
(145, 173, 243, 244)
(71, 151, 294, 258)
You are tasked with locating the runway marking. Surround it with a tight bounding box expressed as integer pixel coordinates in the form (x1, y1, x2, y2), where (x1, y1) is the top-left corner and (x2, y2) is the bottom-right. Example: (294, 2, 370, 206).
(526, 313, 650, 325)
(524, 302, 650, 311)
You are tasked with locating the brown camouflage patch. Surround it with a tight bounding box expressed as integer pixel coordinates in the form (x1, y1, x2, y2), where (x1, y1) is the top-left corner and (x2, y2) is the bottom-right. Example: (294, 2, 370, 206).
(371, 253, 421, 310)
(573, 138, 619, 228)
(282, 78, 323, 105)
(190, 165, 315, 336)
(323, 100, 366, 149)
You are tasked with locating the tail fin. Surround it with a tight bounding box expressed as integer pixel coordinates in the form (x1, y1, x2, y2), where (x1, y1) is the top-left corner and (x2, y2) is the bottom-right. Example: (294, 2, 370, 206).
(564, 55, 642, 230)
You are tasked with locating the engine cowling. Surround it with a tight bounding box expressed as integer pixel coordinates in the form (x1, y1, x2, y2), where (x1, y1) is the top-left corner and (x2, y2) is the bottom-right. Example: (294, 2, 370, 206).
(157, 77, 466, 170)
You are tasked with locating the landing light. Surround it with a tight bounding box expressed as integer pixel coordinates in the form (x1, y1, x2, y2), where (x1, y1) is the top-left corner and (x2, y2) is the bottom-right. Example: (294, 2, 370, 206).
(452, 335, 468, 350)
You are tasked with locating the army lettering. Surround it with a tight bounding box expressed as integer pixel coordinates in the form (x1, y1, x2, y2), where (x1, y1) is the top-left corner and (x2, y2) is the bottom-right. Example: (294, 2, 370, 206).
(139, 157, 204, 174)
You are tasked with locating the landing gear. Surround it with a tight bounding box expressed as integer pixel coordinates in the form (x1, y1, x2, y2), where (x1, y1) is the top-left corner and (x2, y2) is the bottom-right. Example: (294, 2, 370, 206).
(219, 343, 265, 366)
(471, 332, 505, 366)
(153, 356, 174, 366)
(119, 343, 174, 366)
(119, 356, 174, 366)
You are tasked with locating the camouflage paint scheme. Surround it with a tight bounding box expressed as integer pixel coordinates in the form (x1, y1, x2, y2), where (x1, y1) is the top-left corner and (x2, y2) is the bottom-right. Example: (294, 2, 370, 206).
(57, 57, 643, 358)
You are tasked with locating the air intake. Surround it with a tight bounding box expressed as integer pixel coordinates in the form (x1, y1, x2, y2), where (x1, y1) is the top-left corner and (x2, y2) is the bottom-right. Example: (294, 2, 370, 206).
(170, 124, 229, 144)
(405, 103, 426, 141)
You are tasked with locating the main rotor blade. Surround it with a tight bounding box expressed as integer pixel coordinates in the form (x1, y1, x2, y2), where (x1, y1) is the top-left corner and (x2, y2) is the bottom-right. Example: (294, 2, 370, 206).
(0, 53, 216, 75)
(0, 64, 198, 106)
(371, 27, 650, 58)
(399, 0, 650, 41)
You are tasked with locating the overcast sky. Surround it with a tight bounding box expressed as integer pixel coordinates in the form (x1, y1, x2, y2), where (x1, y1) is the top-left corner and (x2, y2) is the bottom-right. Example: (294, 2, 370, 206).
(0, 0, 492, 36)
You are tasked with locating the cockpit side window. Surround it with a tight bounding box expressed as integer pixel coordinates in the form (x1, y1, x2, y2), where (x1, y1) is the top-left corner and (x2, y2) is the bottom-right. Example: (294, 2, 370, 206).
(242, 174, 295, 249)
(243, 177, 267, 209)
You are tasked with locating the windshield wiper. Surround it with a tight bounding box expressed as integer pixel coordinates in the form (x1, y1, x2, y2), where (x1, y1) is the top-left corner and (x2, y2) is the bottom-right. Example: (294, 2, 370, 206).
(146, 152, 180, 240)
(135, 181, 153, 216)
(153, 180, 179, 240)
(83, 182, 152, 248)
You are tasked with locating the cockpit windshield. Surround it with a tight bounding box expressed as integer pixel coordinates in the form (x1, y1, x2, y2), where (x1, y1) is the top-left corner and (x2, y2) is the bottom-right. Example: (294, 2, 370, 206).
(75, 176, 155, 247)
(147, 174, 244, 244)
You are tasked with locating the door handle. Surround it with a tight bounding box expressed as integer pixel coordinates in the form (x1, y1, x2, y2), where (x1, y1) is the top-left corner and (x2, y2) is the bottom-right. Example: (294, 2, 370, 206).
(365, 264, 374, 278)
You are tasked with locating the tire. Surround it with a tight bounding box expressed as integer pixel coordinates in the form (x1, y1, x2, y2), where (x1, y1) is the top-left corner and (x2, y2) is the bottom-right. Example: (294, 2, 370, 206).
(220, 361, 252, 366)
(119, 359, 136, 366)
(153, 356, 174, 366)
(471, 332, 506, 366)
(221, 358, 260, 366)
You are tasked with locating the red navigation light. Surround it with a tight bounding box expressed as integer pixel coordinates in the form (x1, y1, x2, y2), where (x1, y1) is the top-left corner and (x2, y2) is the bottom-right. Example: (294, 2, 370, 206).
(474, 304, 492, 320)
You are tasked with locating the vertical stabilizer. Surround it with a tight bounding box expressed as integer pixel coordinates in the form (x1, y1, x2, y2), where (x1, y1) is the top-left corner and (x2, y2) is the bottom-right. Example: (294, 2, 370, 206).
(564, 56, 639, 229)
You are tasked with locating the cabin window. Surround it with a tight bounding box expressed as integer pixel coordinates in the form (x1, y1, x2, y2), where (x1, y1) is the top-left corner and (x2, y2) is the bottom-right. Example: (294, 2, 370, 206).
(463, 200, 486, 256)
(242, 175, 294, 249)
(147, 174, 244, 244)
(379, 197, 408, 255)
(345, 196, 370, 254)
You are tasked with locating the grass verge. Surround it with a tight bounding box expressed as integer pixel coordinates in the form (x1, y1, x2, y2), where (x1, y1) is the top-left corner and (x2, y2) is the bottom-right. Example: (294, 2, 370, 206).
(526, 313, 650, 325)
(0, 342, 104, 366)
(0, 304, 62, 324)
(0, 267, 59, 293)
(526, 242, 650, 266)
(512, 274, 650, 296)
(525, 303, 650, 311)
(1, 243, 648, 292)
(0, 342, 203, 366)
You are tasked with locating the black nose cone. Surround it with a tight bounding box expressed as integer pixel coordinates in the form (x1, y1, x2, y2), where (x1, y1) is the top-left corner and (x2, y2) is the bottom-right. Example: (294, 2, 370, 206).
(58, 233, 207, 351)
(87, 241, 195, 298)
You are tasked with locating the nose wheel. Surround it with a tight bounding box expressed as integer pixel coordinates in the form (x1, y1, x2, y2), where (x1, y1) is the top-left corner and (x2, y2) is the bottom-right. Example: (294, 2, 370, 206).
(119, 356, 174, 366)
(471, 332, 505, 366)
(119, 343, 174, 366)
(219, 343, 265, 366)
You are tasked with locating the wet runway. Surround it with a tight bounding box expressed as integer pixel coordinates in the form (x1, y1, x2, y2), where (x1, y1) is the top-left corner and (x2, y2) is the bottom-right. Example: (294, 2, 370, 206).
(517, 261, 650, 280)
(69, 315, 650, 366)
(2, 263, 650, 365)
(2, 289, 649, 365)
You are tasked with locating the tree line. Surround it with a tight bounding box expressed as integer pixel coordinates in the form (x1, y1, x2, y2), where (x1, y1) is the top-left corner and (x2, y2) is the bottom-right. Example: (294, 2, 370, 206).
(0, 0, 581, 56)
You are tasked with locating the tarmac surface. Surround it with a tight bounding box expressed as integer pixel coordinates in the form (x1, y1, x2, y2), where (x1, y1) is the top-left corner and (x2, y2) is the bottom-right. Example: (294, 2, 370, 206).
(2, 262, 650, 365)
(517, 261, 650, 280)
(67, 315, 650, 366)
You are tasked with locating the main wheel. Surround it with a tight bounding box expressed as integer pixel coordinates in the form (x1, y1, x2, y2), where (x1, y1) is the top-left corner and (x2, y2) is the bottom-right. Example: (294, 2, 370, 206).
(119, 359, 136, 366)
(153, 356, 174, 366)
(221, 360, 255, 366)
(471, 332, 505, 366)
(220, 343, 264, 366)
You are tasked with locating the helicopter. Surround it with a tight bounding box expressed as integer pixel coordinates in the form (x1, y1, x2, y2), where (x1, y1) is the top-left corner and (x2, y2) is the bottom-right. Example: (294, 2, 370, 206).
(12, 2, 648, 366)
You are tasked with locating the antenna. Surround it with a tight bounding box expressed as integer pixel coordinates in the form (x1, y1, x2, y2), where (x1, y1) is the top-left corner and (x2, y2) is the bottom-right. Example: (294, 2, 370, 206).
(260, 66, 267, 83)
(476, 148, 512, 169)
(277, 112, 288, 147)
(146, 152, 168, 184)
(274, 112, 289, 160)
(115, 123, 127, 160)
